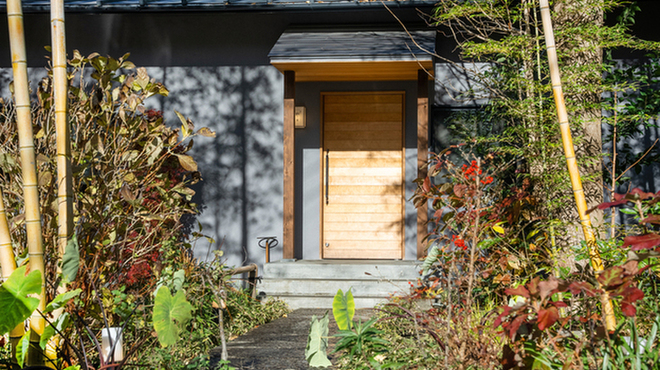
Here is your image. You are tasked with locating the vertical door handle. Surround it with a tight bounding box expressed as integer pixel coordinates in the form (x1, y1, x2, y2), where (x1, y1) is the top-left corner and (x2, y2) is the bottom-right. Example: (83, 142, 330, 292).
(325, 150, 329, 205)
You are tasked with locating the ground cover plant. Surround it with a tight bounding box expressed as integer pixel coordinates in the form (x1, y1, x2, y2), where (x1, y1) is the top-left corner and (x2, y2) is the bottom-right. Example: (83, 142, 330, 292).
(332, 0, 660, 368)
(0, 51, 288, 369)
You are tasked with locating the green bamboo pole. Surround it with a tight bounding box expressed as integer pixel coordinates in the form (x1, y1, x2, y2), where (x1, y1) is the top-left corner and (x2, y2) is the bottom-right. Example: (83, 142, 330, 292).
(51, 0, 72, 258)
(6, 0, 47, 363)
(0, 190, 24, 369)
(539, 0, 616, 331)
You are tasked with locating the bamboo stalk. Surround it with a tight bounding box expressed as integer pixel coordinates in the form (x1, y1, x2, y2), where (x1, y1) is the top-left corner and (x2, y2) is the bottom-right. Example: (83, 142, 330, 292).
(51, 0, 72, 258)
(539, 0, 616, 331)
(0, 190, 25, 369)
(6, 0, 47, 363)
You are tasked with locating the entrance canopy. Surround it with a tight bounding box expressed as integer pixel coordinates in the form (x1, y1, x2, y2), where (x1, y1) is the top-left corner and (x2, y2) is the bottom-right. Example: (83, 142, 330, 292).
(269, 30, 435, 81)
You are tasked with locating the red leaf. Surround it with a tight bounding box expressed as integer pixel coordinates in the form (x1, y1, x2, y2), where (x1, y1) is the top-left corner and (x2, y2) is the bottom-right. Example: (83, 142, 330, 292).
(621, 302, 637, 317)
(505, 285, 530, 298)
(537, 306, 559, 331)
(629, 188, 655, 200)
(622, 287, 645, 304)
(623, 234, 660, 251)
(453, 184, 467, 198)
(639, 215, 660, 225)
(527, 277, 540, 297)
(622, 260, 640, 275)
(598, 266, 624, 288)
(567, 281, 599, 297)
(422, 177, 431, 193)
(589, 198, 628, 213)
(538, 278, 559, 301)
(433, 209, 443, 219)
(508, 315, 526, 340)
(551, 301, 568, 309)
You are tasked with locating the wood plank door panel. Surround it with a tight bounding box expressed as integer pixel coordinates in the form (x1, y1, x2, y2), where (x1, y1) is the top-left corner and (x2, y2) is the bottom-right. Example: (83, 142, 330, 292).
(321, 92, 405, 259)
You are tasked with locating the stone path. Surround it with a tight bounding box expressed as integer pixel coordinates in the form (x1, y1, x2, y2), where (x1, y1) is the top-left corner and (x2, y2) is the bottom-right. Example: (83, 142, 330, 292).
(209, 308, 374, 370)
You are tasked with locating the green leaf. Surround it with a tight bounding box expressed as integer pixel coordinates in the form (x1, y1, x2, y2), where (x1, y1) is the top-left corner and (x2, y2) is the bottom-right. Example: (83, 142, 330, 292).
(62, 235, 80, 284)
(16, 329, 30, 368)
(40, 312, 71, 350)
(332, 288, 355, 331)
(45, 289, 81, 314)
(305, 312, 332, 368)
(152, 286, 193, 347)
(0, 266, 41, 335)
(422, 244, 440, 276)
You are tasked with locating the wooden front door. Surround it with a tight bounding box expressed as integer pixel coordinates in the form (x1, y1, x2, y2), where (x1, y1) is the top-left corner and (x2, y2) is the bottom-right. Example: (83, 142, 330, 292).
(321, 92, 405, 259)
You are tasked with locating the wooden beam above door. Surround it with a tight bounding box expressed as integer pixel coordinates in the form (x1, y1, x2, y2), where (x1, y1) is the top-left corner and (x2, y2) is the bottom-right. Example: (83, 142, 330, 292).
(272, 60, 433, 82)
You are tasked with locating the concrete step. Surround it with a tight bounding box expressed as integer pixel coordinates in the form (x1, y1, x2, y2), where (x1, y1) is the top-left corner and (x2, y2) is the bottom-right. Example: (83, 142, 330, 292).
(258, 260, 421, 309)
(269, 295, 389, 309)
(263, 260, 421, 279)
(260, 278, 411, 297)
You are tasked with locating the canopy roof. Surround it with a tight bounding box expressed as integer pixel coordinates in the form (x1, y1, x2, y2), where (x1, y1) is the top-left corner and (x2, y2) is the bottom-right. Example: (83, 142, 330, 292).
(269, 30, 435, 81)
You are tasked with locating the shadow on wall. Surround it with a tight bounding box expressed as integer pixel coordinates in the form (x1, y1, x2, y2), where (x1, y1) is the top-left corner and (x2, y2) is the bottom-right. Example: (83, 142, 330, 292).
(144, 66, 284, 268)
(0, 66, 284, 269)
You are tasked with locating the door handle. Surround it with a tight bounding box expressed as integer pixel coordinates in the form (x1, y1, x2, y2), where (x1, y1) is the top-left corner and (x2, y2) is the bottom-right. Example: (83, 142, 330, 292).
(325, 150, 329, 205)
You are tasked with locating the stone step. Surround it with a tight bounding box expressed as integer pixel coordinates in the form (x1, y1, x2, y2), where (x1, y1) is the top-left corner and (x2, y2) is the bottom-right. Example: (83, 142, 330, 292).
(259, 260, 422, 309)
(267, 295, 389, 309)
(263, 260, 421, 280)
(259, 278, 412, 297)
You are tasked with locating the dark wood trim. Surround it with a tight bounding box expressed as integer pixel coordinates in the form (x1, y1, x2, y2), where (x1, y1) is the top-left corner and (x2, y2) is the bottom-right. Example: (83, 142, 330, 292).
(283, 71, 295, 259)
(417, 69, 429, 259)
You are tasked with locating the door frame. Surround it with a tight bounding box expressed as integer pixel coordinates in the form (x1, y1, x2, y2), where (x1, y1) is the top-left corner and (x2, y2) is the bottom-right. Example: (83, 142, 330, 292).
(319, 91, 406, 259)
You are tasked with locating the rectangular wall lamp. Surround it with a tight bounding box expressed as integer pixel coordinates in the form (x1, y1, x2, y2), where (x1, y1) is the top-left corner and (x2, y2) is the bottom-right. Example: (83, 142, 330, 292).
(294, 106, 306, 128)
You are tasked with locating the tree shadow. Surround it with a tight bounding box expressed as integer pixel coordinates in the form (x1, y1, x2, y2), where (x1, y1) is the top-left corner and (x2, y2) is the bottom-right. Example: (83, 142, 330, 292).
(144, 66, 283, 269)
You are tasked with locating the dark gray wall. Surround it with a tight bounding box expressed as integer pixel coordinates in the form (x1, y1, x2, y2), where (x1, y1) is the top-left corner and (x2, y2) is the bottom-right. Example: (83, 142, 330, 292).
(0, 8, 432, 268)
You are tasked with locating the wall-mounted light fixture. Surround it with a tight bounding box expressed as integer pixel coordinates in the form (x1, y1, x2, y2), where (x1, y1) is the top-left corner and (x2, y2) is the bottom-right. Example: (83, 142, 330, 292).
(294, 106, 306, 128)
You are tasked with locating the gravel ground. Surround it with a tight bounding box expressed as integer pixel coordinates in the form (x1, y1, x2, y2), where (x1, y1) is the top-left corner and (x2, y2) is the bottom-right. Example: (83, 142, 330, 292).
(209, 308, 375, 370)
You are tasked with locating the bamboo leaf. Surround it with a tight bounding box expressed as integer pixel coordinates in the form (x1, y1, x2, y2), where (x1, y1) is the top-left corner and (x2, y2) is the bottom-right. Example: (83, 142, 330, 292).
(0, 266, 41, 335)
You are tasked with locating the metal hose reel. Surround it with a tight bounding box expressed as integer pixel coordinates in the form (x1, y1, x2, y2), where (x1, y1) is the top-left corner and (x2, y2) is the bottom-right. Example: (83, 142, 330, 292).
(257, 236, 279, 263)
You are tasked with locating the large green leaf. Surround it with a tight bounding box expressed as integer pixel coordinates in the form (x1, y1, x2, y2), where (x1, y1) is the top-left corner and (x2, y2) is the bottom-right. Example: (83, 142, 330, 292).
(332, 288, 355, 331)
(152, 286, 192, 347)
(305, 312, 332, 368)
(16, 329, 31, 368)
(0, 266, 41, 335)
(61, 235, 80, 284)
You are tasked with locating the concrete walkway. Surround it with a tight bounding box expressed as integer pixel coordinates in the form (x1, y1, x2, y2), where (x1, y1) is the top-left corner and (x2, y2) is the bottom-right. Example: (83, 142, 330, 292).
(209, 308, 374, 370)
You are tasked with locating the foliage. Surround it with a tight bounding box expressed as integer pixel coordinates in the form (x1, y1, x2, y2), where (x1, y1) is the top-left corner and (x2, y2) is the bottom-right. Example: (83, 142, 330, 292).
(0, 266, 41, 336)
(494, 188, 660, 368)
(152, 286, 193, 348)
(0, 51, 289, 369)
(333, 289, 355, 331)
(305, 312, 332, 368)
(333, 317, 388, 358)
(430, 0, 660, 252)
